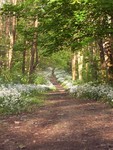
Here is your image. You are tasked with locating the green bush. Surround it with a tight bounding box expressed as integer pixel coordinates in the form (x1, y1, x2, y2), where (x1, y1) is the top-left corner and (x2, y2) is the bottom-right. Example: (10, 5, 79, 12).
(34, 75, 47, 84)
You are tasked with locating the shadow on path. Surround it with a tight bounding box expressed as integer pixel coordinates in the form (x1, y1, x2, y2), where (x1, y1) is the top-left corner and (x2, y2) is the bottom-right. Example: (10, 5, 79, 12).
(0, 77, 113, 150)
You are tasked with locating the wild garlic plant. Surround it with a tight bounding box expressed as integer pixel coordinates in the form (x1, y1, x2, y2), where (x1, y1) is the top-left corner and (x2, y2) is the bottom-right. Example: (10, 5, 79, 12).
(69, 83, 113, 104)
(54, 68, 73, 88)
(0, 68, 56, 113)
(54, 68, 113, 105)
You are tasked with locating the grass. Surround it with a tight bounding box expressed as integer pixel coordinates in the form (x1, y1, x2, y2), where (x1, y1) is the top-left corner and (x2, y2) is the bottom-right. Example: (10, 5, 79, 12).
(26, 94, 45, 112)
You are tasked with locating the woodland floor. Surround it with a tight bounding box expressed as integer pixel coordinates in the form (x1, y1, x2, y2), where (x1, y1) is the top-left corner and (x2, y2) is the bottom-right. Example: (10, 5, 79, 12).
(1, 77, 113, 150)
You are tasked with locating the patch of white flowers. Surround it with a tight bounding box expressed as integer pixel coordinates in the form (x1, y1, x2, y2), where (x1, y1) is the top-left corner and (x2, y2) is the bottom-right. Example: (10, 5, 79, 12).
(42, 67, 53, 78)
(0, 83, 55, 113)
(54, 68, 113, 104)
(36, 67, 53, 79)
(54, 68, 73, 88)
(0, 68, 56, 113)
(69, 83, 113, 103)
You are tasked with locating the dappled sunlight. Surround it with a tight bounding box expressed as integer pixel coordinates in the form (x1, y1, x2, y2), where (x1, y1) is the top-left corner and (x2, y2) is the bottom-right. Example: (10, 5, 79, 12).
(1, 0, 113, 149)
(1, 95, 113, 150)
(1, 76, 113, 149)
(40, 120, 72, 140)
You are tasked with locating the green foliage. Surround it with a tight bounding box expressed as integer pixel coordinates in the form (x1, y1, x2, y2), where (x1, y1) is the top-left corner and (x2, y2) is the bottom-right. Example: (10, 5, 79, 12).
(1, 0, 113, 85)
(50, 50, 72, 71)
(0, 69, 13, 83)
(73, 79, 85, 85)
(0, 69, 29, 84)
(13, 42, 25, 52)
(38, 50, 72, 72)
(26, 92, 45, 106)
(34, 75, 47, 84)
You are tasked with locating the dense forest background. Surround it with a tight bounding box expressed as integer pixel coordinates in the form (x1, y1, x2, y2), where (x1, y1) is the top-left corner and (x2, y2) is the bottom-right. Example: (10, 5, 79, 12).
(1, 2, 113, 148)
(0, 0, 113, 84)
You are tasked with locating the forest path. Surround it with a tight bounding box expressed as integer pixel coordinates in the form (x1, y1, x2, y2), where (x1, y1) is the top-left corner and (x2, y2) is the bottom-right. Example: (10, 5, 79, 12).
(1, 76, 113, 150)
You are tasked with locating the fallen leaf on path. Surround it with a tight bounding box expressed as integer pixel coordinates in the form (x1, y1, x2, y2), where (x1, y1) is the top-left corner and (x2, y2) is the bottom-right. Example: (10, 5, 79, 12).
(14, 121, 20, 124)
(18, 144, 26, 149)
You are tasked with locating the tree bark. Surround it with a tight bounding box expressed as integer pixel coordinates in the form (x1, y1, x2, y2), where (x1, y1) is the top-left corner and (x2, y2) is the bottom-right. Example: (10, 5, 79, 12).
(72, 52, 77, 81)
(98, 39, 105, 67)
(29, 17, 38, 76)
(103, 37, 113, 82)
(7, 0, 17, 70)
(78, 51, 83, 81)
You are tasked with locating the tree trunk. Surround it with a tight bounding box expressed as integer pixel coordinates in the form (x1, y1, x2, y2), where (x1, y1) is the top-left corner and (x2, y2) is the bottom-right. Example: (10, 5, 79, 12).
(7, 0, 17, 70)
(103, 37, 113, 82)
(34, 18, 39, 68)
(98, 39, 106, 67)
(29, 17, 38, 76)
(0, 15, 2, 39)
(29, 42, 36, 75)
(78, 51, 83, 81)
(72, 52, 77, 81)
(97, 39, 108, 81)
(22, 50, 26, 74)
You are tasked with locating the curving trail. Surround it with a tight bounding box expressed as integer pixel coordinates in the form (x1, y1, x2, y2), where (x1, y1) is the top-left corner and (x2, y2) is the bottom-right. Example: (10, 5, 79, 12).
(0, 77, 113, 150)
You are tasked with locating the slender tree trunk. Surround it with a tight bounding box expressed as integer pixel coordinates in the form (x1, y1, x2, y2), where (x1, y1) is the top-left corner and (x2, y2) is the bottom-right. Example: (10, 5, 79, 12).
(0, 15, 2, 40)
(78, 51, 83, 81)
(22, 50, 26, 74)
(103, 37, 113, 82)
(8, 32, 14, 69)
(29, 42, 35, 75)
(22, 39, 27, 74)
(90, 42, 98, 80)
(34, 18, 39, 67)
(98, 39, 105, 65)
(97, 39, 107, 81)
(72, 52, 77, 81)
(7, 0, 17, 70)
(29, 17, 38, 76)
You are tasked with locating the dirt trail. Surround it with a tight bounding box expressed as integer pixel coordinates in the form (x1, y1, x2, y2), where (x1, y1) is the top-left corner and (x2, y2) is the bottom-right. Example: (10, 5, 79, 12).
(0, 77, 113, 150)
